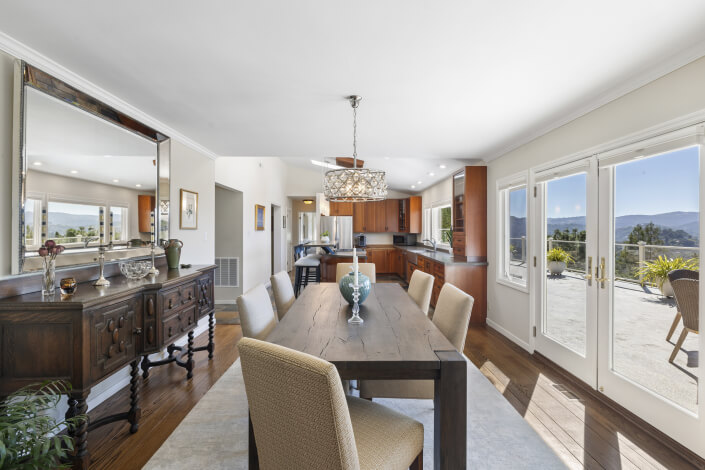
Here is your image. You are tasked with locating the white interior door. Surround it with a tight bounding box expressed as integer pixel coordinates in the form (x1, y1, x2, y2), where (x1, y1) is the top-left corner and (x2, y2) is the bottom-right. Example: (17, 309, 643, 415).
(596, 126, 705, 457)
(533, 157, 599, 386)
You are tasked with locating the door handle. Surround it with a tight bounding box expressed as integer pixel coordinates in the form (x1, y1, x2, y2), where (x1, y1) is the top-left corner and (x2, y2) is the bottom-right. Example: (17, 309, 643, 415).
(596, 257, 609, 288)
(585, 256, 593, 285)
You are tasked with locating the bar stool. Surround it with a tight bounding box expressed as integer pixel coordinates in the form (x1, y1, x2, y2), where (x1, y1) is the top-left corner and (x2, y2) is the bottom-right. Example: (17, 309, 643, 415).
(294, 244, 320, 297)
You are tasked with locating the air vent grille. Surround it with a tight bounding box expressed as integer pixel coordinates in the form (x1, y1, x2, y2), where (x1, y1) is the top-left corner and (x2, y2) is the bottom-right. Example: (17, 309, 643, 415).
(215, 257, 239, 288)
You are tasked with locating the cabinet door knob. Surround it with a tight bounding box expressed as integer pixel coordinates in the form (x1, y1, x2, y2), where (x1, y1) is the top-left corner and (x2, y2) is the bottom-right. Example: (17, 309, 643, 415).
(168, 299, 173, 309)
(118, 316, 125, 328)
(107, 319, 115, 332)
(133, 327, 143, 335)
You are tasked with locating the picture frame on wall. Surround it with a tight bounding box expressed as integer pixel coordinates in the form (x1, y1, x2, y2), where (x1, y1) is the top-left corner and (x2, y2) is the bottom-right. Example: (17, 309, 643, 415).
(180, 189, 198, 230)
(255, 204, 266, 231)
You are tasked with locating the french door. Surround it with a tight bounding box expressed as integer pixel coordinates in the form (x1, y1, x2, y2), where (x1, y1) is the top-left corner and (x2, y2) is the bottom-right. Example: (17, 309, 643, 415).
(534, 124, 705, 457)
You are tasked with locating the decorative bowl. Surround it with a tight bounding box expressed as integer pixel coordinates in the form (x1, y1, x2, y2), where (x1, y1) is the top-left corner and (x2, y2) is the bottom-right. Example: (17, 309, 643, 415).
(119, 260, 152, 280)
(339, 272, 371, 306)
(60, 277, 77, 296)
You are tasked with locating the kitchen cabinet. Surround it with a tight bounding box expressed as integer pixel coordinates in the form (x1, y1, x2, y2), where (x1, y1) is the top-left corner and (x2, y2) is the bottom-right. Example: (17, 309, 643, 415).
(351, 198, 419, 234)
(452, 166, 487, 261)
(399, 196, 422, 234)
(353, 203, 366, 232)
(385, 200, 399, 232)
(366, 247, 389, 274)
(138, 195, 155, 233)
(329, 201, 353, 216)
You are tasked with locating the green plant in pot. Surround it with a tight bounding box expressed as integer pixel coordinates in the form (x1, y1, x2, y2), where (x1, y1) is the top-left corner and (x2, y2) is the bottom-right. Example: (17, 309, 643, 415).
(635, 255, 698, 297)
(0, 381, 84, 469)
(546, 247, 574, 276)
(320, 231, 330, 243)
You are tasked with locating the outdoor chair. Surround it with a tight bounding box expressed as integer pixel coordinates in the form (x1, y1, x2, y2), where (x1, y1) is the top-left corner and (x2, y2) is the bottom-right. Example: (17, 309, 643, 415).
(667, 269, 699, 363)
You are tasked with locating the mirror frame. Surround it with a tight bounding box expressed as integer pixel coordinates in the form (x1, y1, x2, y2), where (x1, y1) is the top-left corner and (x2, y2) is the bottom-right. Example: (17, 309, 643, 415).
(12, 61, 171, 274)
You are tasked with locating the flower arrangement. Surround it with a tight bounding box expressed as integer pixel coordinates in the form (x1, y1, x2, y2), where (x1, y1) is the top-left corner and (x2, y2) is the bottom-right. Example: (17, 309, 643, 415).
(37, 240, 65, 296)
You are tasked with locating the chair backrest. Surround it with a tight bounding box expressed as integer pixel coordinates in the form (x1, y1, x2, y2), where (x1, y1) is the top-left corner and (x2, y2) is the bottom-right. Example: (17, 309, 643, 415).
(407, 270, 434, 315)
(432, 283, 474, 352)
(238, 337, 360, 470)
(668, 269, 699, 282)
(236, 284, 278, 340)
(294, 244, 306, 261)
(270, 271, 295, 320)
(668, 272, 699, 331)
(335, 263, 376, 284)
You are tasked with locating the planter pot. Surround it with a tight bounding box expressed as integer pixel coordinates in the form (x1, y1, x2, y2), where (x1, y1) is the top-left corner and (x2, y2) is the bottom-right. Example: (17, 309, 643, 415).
(548, 261, 566, 276)
(321, 236, 330, 243)
(660, 279, 674, 298)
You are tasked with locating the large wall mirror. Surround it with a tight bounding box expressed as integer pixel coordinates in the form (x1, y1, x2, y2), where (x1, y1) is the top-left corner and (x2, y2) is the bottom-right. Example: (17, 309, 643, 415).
(12, 62, 171, 274)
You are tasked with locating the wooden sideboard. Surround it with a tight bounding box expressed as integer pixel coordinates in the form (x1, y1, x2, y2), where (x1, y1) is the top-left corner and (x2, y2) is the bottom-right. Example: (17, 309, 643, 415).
(0, 263, 215, 469)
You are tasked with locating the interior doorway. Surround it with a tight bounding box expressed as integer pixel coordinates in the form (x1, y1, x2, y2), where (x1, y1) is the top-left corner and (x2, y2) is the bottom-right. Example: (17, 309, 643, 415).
(271, 204, 282, 276)
(214, 184, 243, 304)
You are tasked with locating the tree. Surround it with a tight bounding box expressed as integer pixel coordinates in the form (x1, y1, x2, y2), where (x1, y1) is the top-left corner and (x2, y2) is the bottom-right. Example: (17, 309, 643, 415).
(65, 228, 79, 238)
(627, 223, 663, 245)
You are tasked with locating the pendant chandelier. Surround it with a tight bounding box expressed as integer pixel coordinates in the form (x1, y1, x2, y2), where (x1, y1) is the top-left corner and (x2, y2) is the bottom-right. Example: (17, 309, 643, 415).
(323, 95, 388, 202)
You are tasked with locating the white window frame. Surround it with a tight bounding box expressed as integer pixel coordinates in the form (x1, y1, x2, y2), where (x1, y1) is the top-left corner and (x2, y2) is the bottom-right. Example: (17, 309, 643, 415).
(108, 204, 130, 245)
(23, 193, 44, 251)
(422, 202, 452, 249)
(496, 171, 529, 292)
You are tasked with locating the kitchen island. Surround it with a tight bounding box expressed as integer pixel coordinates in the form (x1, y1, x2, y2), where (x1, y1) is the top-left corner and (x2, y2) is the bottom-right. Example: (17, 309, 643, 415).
(319, 250, 368, 282)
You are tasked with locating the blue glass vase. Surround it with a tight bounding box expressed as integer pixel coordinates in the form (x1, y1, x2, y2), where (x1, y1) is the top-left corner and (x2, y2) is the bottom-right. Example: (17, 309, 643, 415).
(339, 272, 371, 306)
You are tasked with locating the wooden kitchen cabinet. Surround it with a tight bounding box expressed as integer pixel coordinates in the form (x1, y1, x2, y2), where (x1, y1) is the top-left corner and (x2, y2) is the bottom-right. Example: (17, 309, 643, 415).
(385, 200, 399, 232)
(138, 195, 155, 233)
(366, 247, 389, 273)
(350, 198, 421, 234)
(452, 166, 487, 261)
(353, 202, 366, 232)
(329, 201, 353, 216)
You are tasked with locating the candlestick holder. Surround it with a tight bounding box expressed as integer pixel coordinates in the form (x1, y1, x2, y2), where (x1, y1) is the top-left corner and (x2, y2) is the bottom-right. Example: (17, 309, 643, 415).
(348, 282, 364, 324)
(93, 246, 110, 286)
(148, 243, 160, 276)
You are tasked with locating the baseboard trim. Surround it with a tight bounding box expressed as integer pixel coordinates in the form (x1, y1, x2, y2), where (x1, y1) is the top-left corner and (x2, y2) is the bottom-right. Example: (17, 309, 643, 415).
(532, 351, 705, 469)
(486, 318, 532, 353)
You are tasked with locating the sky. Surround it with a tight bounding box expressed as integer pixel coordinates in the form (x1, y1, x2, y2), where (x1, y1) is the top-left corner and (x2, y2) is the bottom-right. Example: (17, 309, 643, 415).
(544, 146, 699, 219)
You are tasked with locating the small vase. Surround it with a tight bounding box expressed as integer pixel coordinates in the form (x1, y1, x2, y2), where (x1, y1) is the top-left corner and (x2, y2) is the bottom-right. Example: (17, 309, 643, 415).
(339, 272, 371, 305)
(42, 258, 56, 296)
(164, 239, 183, 270)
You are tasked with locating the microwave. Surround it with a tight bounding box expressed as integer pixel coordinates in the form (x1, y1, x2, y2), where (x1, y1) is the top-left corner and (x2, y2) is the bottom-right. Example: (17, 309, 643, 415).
(393, 234, 417, 246)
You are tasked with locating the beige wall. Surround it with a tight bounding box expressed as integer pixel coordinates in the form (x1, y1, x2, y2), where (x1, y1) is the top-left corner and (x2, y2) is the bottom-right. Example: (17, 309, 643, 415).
(487, 55, 705, 349)
(215, 185, 243, 302)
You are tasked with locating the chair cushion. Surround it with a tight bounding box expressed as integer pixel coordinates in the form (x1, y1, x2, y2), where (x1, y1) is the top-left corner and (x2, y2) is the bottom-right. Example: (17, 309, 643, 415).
(347, 396, 424, 470)
(295, 255, 321, 267)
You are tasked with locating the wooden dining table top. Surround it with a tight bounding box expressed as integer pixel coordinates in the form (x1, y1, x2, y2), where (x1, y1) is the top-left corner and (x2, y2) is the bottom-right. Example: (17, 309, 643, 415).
(266, 283, 456, 378)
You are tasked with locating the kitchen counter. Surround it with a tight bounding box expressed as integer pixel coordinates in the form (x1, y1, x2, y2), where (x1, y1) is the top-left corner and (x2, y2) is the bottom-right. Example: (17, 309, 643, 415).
(365, 244, 488, 266)
(322, 250, 367, 258)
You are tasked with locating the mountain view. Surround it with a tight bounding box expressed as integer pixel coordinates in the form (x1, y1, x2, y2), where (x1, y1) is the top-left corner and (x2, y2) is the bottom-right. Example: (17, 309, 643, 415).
(510, 211, 699, 246)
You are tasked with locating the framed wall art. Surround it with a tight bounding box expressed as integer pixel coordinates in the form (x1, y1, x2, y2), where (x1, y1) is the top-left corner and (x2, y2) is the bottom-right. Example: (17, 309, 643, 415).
(255, 204, 265, 231)
(179, 189, 198, 229)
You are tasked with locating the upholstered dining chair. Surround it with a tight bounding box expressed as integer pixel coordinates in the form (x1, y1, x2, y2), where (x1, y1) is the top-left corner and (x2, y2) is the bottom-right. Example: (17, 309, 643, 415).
(335, 262, 377, 284)
(360, 283, 474, 400)
(238, 337, 424, 470)
(270, 271, 295, 320)
(407, 270, 435, 315)
(236, 284, 277, 340)
(666, 269, 699, 342)
(668, 269, 699, 363)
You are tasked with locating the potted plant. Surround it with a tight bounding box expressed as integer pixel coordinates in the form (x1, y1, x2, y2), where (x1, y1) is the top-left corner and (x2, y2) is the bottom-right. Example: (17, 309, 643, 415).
(635, 255, 698, 297)
(546, 247, 574, 276)
(0, 380, 83, 469)
(320, 231, 330, 243)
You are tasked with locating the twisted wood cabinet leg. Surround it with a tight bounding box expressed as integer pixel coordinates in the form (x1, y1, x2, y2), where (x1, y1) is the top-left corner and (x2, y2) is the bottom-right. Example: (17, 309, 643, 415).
(186, 330, 195, 379)
(66, 390, 90, 469)
(128, 359, 141, 433)
(207, 311, 215, 359)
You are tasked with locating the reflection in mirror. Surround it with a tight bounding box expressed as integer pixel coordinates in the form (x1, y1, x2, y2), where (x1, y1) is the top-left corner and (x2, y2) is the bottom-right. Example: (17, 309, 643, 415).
(20, 85, 164, 272)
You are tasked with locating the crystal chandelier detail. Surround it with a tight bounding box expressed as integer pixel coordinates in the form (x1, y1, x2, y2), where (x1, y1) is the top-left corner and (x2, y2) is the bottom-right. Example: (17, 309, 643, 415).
(323, 96, 388, 202)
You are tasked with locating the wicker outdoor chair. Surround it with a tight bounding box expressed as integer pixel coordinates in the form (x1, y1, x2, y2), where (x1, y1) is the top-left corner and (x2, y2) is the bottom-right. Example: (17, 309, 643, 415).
(667, 269, 699, 363)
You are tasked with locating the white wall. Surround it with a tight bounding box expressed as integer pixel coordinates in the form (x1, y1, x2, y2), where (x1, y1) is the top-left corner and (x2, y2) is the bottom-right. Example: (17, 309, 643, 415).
(215, 185, 243, 302)
(0, 50, 14, 276)
(487, 55, 705, 349)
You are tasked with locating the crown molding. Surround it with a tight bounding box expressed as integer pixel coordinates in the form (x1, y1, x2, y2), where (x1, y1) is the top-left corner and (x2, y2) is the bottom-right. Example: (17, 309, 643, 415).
(483, 39, 705, 163)
(0, 30, 219, 160)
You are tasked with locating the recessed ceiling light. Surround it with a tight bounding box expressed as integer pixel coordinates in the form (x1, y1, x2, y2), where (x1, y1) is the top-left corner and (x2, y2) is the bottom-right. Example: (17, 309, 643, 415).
(70, 170, 78, 174)
(33, 161, 42, 166)
(311, 159, 343, 170)
(112, 179, 119, 183)
(417, 181, 422, 185)
(135, 184, 142, 187)
(428, 172, 435, 177)
(439, 164, 446, 169)
(411, 185, 416, 189)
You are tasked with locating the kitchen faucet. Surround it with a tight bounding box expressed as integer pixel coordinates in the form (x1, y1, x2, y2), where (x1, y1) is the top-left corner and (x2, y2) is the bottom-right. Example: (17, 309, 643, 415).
(422, 238, 437, 252)
(84, 236, 100, 248)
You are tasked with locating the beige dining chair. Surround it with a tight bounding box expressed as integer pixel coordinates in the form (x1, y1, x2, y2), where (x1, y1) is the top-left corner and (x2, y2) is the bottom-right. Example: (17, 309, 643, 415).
(360, 283, 474, 400)
(336, 262, 377, 284)
(407, 270, 434, 315)
(270, 271, 295, 320)
(236, 284, 277, 340)
(238, 337, 424, 470)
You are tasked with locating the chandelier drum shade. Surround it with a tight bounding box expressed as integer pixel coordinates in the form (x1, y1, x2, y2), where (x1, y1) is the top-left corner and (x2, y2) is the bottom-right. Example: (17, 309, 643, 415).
(324, 95, 388, 202)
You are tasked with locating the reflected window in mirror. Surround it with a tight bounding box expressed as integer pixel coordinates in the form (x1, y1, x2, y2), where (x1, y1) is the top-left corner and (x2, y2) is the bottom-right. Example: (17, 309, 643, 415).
(24, 198, 42, 251)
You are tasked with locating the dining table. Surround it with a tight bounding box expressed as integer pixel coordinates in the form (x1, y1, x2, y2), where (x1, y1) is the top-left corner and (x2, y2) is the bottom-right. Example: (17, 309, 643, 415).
(249, 282, 467, 469)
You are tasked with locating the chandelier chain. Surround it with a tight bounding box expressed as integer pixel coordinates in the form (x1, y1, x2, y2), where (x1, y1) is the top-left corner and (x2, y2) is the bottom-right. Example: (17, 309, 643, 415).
(352, 105, 357, 168)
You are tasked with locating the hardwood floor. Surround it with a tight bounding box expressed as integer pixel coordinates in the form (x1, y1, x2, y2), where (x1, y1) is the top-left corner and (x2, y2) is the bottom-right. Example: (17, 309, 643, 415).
(85, 324, 242, 470)
(84, 308, 700, 469)
(464, 326, 702, 470)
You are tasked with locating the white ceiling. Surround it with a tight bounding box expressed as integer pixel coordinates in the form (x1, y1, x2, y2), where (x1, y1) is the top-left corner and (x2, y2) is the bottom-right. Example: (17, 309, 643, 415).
(25, 86, 158, 190)
(3, 1, 705, 192)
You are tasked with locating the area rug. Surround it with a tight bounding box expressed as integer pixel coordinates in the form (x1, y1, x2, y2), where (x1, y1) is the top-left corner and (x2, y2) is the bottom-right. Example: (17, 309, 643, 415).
(144, 357, 565, 469)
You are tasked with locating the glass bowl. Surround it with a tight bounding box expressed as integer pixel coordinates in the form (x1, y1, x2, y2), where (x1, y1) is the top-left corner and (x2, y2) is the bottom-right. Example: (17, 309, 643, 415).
(119, 260, 152, 280)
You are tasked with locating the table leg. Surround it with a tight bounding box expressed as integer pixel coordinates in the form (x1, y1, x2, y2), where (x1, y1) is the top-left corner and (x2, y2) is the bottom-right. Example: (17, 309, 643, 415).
(66, 389, 90, 469)
(128, 359, 141, 433)
(434, 350, 467, 469)
(248, 411, 259, 469)
(207, 310, 215, 359)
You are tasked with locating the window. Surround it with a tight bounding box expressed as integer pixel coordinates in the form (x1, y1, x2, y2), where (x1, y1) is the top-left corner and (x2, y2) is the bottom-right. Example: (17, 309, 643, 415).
(110, 206, 129, 243)
(423, 203, 452, 248)
(47, 201, 102, 246)
(24, 198, 42, 250)
(498, 174, 528, 289)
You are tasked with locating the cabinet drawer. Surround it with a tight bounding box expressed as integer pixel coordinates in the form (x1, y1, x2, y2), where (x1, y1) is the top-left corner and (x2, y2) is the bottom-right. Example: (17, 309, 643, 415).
(453, 244, 465, 256)
(161, 282, 197, 312)
(162, 305, 197, 345)
(452, 232, 465, 247)
(432, 261, 444, 277)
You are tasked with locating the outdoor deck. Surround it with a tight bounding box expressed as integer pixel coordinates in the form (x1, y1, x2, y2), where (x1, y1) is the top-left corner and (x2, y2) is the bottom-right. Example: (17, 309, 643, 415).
(545, 273, 698, 412)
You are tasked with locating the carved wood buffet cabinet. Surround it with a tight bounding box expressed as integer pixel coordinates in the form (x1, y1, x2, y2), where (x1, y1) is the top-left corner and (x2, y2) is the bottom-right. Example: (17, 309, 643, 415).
(0, 263, 216, 469)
